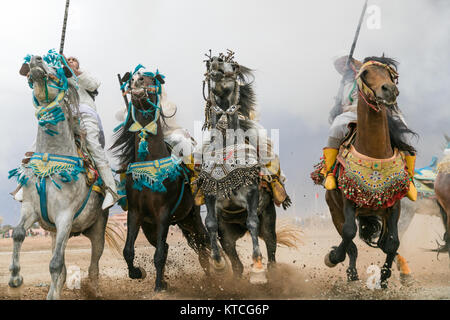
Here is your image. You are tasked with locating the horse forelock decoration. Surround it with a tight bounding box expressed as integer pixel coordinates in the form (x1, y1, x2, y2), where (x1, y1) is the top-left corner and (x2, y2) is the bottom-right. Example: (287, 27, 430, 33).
(110, 65, 211, 292)
(8, 49, 123, 300)
(323, 55, 420, 288)
(198, 50, 298, 284)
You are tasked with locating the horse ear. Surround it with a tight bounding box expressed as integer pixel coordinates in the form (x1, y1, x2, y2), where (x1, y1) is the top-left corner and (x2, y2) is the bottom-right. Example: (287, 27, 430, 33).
(352, 58, 363, 71)
(63, 66, 73, 78)
(155, 74, 165, 84)
(19, 63, 30, 76)
(121, 72, 131, 83)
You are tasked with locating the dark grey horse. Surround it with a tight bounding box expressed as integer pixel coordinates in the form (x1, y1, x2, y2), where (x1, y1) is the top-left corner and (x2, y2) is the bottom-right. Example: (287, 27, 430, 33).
(197, 51, 292, 284)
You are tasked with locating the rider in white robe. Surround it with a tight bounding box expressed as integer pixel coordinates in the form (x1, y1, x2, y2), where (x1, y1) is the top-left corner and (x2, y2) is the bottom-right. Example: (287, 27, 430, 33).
(68, 57, 122, 210)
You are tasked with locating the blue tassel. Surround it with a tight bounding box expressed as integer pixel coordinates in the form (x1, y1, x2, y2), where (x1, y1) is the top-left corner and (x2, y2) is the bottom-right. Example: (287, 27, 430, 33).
(8, 168, 19, 179)
(59, 171, 72, 183)
(138, 140, 149, 161)
(8, 168, 29, 186)
(50, 176, 62, 190)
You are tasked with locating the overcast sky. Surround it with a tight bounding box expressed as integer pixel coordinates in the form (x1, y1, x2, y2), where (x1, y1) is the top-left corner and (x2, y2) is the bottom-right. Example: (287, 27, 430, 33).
(0, 0, 449, 225)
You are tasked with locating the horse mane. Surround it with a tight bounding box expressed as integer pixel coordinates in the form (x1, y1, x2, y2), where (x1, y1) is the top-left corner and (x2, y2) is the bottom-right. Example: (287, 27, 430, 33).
(363, 55, 399, 70)
(63, 79, 82, 136)
(387, 111, 418, 154)
(236, 65, 257, 125)
(110, 106, 136, 169)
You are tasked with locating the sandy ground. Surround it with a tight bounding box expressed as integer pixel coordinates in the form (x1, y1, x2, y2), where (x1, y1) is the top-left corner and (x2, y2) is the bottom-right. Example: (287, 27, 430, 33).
(0, 213, 449, 300)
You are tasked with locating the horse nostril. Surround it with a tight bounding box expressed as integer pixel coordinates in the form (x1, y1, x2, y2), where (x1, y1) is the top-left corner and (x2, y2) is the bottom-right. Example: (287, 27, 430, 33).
(381, 85, 389, 91)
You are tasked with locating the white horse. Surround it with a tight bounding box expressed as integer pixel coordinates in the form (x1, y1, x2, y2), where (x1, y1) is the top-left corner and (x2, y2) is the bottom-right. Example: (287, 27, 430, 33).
(8, 52, 122, 299)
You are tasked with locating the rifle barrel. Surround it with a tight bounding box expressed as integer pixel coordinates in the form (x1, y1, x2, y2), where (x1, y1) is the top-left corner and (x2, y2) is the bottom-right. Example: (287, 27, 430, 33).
(118, 74, 129, 108)
(59, 0, 71, 54)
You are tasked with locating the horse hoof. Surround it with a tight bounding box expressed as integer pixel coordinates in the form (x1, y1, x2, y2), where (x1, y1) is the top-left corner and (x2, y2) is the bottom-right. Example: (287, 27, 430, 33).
(400, 273, 414, 287)
(8, 275, 23, 288)
(210, 257, 227, 273)
(129, 267, 146, 279)
(138, 267, 147, 279)
(324, 253, 337, 268)
(250, 268, 267, 285)
(154, 281, 168, 293)
(346, 268, 359, 282)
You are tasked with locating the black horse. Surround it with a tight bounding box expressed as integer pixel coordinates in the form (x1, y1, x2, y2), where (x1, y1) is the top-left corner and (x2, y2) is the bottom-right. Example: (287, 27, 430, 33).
(198, 52, 293, 284)
(110, 66, 210, 292)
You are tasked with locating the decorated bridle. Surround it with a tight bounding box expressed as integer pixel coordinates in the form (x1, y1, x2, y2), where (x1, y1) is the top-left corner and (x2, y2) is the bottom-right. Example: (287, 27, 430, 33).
(202, 50, 241, 131)
(25, 49, 76, 136)
(114, 64, 165, 161)
(356, 60, 399, 112)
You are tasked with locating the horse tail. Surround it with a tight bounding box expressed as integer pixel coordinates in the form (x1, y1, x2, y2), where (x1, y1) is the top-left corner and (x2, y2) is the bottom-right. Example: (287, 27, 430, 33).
(357, 215, 382, 248)
(274, 219, 303, 249)
(180, 228, 201, 254)
(104, 220, 126, 258)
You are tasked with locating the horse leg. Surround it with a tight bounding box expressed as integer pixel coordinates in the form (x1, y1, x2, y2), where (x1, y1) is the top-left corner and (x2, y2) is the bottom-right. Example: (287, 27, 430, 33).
(379, 202, 401, 289)
(346, 241, 359, 281)
(123, 209, 145, 279)
(82, 209, 108, 296)
(9, 202, 39, 289)
(394, 253, 413, 285)
(141, 221, 157, 246)
(205, 195, 224, 269)
(154, 211, 170, 292)
(177, 206, 211, 276)
(326, 198, 357, 266)
(259, 201, 277, 270)
(437, 202, 450, 261)
(245, 187, 266, 284)
(217, 219, 245, 278)
(47, 212, 74, 300)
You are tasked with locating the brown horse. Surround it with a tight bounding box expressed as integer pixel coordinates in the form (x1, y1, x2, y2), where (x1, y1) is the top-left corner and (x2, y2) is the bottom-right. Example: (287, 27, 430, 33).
(110, 66, 210, 292)
(434, 154, 450, 261)
(324, 56, 418, 288)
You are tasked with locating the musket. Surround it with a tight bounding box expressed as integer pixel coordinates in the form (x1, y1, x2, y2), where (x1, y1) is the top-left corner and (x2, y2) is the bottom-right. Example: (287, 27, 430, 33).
(117, 74, 130, 108)
(59, 0, 71, 54)
(329, 0, 368, 124)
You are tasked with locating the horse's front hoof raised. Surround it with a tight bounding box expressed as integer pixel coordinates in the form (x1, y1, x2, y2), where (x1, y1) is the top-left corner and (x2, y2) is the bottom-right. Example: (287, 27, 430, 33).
(8, 275, 23, 288)
(324, 252, 337, 268)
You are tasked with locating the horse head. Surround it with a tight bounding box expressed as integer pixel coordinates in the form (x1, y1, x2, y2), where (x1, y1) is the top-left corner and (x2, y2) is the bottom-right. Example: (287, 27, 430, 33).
(121, 66, 165, 122)
(20, 50, 73, 105)
(356, 55, 400, 111)
(204, 50, 253, 132)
